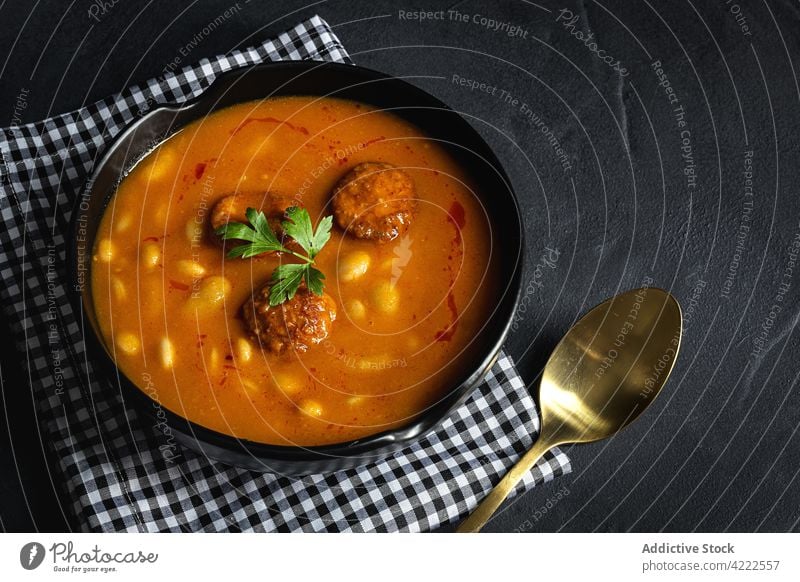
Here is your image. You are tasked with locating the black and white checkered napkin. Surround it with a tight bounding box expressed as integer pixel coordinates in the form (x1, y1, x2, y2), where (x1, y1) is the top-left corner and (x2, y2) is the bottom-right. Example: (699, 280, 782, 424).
(0, 15, 570, 532)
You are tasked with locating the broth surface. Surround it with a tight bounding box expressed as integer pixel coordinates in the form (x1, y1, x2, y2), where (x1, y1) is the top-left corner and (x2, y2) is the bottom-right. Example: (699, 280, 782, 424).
(91, 96, 499, 445)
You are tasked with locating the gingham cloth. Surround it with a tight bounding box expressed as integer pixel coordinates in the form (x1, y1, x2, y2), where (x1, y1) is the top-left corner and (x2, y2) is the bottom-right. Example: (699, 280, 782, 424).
(0, 15, 570, 532)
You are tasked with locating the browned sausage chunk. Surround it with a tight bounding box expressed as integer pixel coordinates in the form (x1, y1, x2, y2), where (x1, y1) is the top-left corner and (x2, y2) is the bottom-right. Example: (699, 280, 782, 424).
(332, 162, 416, 242)
(210, 191, 296, 245)
(242, 283, 336, 354)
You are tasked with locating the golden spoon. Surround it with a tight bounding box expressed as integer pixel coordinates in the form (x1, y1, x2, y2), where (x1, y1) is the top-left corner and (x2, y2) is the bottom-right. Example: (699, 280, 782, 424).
(457, 287, 682, 532)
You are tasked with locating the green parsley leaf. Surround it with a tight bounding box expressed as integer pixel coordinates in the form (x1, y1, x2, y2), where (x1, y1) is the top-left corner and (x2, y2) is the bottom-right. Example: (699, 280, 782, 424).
(311, 215, 333, 256)
(217, 207, 333, 306)
(268, 263, 306, 306)
(305, 266, 326, 296)
(225, 243, 273, 259)
(247, 207, 281, 247)
(215, 209, 283, 257)
(282, 207, 333, 260)
(214, 222, 261, 243)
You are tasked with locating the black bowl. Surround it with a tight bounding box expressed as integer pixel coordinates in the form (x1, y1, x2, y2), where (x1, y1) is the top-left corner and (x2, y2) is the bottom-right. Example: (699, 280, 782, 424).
(68, 60, 524, 475)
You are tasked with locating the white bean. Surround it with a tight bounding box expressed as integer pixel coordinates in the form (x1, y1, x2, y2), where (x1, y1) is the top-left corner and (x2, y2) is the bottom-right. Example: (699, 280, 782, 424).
(141, 242, 161, 269)
(195, 276, 231, 304)
(111, 276, 127, 302)
(344, 299, 366, 320)
(160, 337, 175, 369)
(299, 398, 323, 417)
(114, 213, 133, 234)
(248, 137, 273, 157)
(116, 332, 140, 355)
(338, 251, 371, 282)
(371, 281, 399, 314)
(206, 347, 220, 373)
(271, 372, 302, 394)
(143, 148, 176, 182)
(185, 218, 204, 243)
(186, 276, 232, 316)
(235, 337, 253, 364)
(95, 238, 114, 262)
(241, 378, 261, 395)
(176, 259, 206, 278)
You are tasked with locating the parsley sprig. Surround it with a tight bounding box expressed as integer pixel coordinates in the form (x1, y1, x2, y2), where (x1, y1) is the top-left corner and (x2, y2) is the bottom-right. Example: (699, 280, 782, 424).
(215, 206, 332, 306)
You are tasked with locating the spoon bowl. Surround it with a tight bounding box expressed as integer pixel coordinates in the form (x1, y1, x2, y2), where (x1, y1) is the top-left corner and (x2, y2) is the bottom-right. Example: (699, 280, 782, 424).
(458, 287, 682, 532)
(539, 286, 682, 446)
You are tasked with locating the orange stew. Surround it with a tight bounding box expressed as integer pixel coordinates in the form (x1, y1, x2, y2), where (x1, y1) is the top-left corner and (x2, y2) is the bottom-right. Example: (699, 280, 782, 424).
(91, 96, 499, 446)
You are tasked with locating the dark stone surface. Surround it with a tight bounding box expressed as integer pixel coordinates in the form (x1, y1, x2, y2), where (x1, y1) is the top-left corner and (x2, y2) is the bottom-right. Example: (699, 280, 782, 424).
(2, 0, 799, 532)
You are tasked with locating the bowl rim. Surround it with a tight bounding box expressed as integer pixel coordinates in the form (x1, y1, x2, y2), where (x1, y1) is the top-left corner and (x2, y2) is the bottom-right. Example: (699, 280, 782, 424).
(67, 59, 525, 466)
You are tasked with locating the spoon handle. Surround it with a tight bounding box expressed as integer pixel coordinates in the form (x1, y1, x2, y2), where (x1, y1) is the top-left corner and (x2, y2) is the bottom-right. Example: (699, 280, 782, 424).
(457, 437, 554, 532)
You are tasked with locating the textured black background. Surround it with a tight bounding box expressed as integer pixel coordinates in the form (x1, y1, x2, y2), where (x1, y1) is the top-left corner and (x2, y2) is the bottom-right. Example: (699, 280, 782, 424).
(2, 0, 800, 533)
